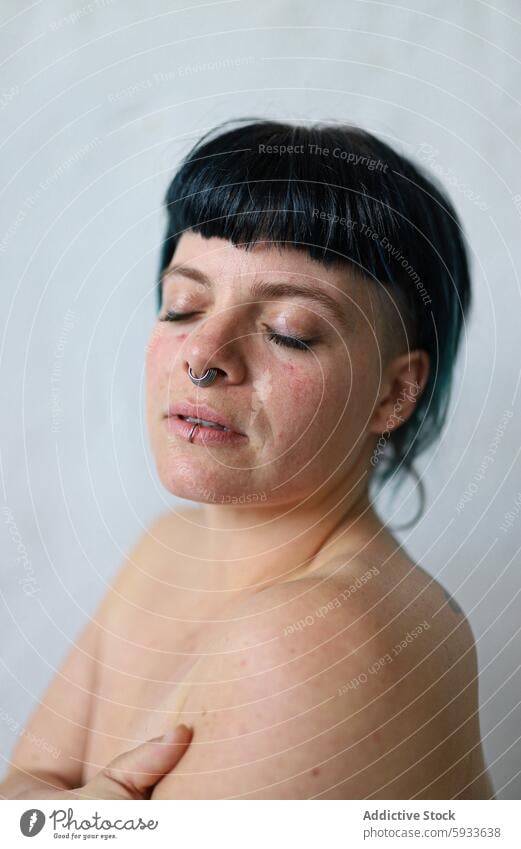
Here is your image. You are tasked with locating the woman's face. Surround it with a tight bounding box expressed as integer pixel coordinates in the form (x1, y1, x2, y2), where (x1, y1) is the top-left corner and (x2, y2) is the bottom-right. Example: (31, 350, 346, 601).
(146, 231, 393, 507)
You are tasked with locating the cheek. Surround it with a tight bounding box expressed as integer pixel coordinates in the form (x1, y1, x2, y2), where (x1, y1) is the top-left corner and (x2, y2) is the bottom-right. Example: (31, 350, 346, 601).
(146, 332, 186, 396)
(145, 344, 162, 407)
(280, 352, 370, 445)
(287, 366, 321, 408)
(266, 360, 327, 444)
(333, 345, 382, 438)
(284, 354, 348, 412)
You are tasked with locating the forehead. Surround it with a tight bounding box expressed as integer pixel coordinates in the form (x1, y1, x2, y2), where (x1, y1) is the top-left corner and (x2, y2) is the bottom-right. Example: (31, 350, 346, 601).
(164, 231, 399, 347)
(169, 231, 359, 291)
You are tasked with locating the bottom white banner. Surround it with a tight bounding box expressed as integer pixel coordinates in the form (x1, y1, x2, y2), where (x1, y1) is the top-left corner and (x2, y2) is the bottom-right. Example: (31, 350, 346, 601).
(1, 799, 518, 848)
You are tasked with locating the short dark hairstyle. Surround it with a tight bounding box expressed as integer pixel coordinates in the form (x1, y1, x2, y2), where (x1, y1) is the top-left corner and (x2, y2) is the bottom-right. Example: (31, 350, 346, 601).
(157, 118, 472, 523)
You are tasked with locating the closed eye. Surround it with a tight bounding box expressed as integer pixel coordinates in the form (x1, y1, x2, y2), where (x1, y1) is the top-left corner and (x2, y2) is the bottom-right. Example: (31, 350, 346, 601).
(159, 311, 315, 351)
(267, 331, 314, 351)
(159, 310, 197, 322)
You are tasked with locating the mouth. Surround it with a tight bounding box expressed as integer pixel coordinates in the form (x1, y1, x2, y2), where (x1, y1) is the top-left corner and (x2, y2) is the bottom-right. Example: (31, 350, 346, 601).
(164, 401, 248, 444)
(164, 414, 248, 445)
(165, 402, 245, 435)
(178, 414, 231, 432)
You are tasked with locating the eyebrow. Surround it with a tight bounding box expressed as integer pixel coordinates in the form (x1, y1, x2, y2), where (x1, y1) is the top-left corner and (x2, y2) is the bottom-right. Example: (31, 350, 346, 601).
(160, 263, 352, 332)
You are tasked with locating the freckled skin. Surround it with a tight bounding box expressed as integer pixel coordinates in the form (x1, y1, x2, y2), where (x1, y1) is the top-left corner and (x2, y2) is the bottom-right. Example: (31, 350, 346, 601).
(146, 231, 386, 510)
(8, 229, 494, 799)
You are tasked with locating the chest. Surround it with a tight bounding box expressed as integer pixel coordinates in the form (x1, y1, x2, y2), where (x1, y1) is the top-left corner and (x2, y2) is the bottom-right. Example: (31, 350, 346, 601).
(81, 587, 228, 783)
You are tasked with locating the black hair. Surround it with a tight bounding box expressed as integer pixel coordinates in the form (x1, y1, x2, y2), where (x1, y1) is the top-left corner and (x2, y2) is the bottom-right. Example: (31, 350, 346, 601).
(157, 117, 472, 524)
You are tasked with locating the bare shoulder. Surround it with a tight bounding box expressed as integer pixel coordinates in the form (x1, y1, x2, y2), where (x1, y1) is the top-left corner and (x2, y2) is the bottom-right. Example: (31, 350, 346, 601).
(152, 555, 493, 799)
(298, 550, 492, 798)
(303, 545, 480, 681)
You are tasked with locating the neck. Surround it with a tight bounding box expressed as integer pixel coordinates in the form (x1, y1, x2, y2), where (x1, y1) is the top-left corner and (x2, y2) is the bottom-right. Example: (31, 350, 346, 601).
(195, 473, 383, 595)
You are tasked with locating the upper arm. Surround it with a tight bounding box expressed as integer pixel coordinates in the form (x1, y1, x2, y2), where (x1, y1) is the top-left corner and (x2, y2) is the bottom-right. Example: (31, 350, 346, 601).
(151, 580, 467, 800)
(6, 509, 185, 791)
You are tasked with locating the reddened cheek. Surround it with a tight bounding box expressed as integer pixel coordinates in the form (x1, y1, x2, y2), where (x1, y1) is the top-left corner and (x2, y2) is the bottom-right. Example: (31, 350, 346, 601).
(146, 335, 174, 403)
(291, 373, 321, 409)
(270, 370, 325, 430)
(146, 333, 184, 375)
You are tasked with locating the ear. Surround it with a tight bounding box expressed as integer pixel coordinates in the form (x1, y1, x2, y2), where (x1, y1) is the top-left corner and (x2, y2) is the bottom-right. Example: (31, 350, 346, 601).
(369, 349, 430, 435)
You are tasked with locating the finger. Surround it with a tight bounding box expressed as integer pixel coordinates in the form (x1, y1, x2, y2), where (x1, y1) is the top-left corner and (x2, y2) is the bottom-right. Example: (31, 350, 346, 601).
(101, 724, 194, 798)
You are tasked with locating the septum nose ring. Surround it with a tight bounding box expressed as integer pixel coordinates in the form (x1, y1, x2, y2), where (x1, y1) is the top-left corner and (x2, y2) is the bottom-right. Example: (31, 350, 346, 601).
(187, 366, 219, 442)
(188, 365, 218, 387)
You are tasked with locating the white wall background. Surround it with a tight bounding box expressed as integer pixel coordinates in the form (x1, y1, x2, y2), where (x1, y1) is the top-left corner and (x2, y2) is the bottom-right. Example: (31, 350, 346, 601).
(1, 0, 520, 799)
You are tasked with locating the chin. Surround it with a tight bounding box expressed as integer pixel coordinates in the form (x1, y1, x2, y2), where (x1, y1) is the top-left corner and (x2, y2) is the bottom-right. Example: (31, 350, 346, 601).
(156, 456, 272, 507)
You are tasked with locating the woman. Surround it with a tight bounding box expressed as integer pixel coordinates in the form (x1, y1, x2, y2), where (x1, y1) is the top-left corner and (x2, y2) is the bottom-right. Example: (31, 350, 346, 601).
(2, 119, 494, 799)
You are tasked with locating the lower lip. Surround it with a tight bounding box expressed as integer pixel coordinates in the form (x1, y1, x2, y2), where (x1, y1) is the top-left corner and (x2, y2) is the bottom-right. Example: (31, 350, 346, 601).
(164, 415, 248, 445)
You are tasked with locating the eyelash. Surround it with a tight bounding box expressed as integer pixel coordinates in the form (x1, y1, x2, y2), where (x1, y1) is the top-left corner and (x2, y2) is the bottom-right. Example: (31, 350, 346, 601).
(159, 310, 314, 352)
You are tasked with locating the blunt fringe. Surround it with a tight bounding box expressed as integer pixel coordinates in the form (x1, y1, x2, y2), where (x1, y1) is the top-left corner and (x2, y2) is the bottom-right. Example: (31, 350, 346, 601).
(157, 117, 472, 525)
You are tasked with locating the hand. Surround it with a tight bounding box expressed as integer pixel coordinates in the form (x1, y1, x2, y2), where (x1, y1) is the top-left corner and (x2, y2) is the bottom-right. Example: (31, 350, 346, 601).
(69, 724, 193, 800)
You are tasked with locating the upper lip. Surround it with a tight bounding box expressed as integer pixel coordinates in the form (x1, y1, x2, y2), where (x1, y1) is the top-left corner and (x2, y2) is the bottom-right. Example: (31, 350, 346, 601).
(165, 401, 245, 434)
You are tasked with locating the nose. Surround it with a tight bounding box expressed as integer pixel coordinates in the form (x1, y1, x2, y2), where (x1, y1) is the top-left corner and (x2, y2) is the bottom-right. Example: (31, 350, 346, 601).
(182, 308, 246, 385)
